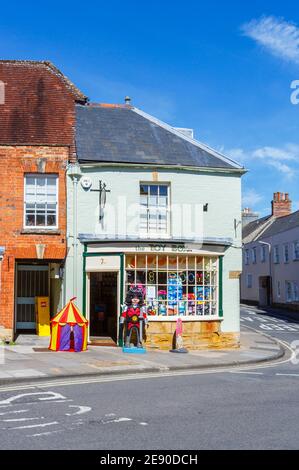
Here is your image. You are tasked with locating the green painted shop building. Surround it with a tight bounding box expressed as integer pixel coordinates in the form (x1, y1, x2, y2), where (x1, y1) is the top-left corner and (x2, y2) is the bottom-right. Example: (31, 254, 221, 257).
(65, 103, 245, 349)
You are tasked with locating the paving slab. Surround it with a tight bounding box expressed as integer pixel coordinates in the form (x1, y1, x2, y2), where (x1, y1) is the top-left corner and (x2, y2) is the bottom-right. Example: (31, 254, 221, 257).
(0, 326, 287, 385)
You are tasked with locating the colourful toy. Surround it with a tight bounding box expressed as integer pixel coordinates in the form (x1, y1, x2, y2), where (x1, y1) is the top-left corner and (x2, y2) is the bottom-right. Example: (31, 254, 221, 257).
(120, 288, 148, 352)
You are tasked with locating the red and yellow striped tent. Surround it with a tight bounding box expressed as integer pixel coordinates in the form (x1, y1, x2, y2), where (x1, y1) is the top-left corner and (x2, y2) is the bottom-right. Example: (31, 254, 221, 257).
(49, 297, 88, 352)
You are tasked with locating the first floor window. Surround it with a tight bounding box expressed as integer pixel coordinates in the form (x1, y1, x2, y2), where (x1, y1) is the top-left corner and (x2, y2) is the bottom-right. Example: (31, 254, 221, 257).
(284, 244, 289, 263)
(140, 183, 169, 235)
(125, 254, 218, 317)
(293, 241, 299, 261)
(260, 245, 266, 263)
(274, 245, 280, 264)
(24, 174, 58, 228)
(246, 274, 253, 288)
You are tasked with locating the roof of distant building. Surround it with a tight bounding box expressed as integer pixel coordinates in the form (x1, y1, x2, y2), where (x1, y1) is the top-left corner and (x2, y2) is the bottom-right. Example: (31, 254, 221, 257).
(243, 211, 299, 244)
(75, 104, 245, 170)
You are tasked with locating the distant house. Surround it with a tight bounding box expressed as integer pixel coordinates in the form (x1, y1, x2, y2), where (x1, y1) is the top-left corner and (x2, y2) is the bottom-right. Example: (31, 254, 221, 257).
(65, 102, 245, 350)
(241, 192, 299, 310)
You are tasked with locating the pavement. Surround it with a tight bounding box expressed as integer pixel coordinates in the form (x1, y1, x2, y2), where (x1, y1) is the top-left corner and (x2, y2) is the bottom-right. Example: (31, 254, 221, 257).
(0, 325, 287, 385)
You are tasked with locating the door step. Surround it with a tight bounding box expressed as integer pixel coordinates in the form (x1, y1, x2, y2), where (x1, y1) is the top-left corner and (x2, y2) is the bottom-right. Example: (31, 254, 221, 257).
(89, 337, 117, 347)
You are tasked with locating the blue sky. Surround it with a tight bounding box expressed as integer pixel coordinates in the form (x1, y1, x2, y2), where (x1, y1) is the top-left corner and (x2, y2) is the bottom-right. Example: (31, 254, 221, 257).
(1, 0, 299, 216)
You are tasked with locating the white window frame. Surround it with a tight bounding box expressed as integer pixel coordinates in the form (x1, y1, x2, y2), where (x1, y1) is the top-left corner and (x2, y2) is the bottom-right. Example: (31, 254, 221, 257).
(246, 274, 253, 289)
(283, 244, 289, 263)
(273, 245, 280, 264)
(24, 174, 59, 229)
(252, 247, 257, 264)
(260, 245, 266, 263)
(245, 249, 250, 265)
(125, 254, 219, 320)
(285, 281, 299, 302)
(293, 241, 299, 261)
(139, 183, 170, 237)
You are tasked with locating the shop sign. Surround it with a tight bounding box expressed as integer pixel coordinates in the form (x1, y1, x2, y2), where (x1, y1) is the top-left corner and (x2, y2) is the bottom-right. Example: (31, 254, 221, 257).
(136, 243, 193, 253)
(229, 271, 241, 279)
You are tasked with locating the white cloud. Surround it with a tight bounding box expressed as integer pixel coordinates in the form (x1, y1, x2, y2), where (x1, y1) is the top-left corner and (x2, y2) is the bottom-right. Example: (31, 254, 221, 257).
(242, 189, 264, 207)
(241, 15, 299, 64)
(252, 145, 299, 161)
(267, 160, 294, 178)
(226, 144, 299, 179)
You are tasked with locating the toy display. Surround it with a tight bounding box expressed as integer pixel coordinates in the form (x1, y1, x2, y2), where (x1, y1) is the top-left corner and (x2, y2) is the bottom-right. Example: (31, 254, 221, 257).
(167, 272, 183, 307)
(120, 288, 148, 352)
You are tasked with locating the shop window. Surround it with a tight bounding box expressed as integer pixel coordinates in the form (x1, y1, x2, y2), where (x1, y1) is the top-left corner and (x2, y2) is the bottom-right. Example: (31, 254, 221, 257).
(125, 254, 218, 317)
(24, 174, 58, 228)
(140, 184, 170, 235)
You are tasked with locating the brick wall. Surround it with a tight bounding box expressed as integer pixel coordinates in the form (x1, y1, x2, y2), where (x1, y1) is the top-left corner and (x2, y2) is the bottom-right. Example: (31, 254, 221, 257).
(0, 145, 68, 331)
(0, 61, 87, 335)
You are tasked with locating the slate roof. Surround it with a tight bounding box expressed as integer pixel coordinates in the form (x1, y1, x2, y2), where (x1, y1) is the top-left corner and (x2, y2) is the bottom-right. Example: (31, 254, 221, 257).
(242, 215, 273, 244)
(259, 210, 299, 239)
(75, 104, 245, 170)
(243, 211, 299, 244)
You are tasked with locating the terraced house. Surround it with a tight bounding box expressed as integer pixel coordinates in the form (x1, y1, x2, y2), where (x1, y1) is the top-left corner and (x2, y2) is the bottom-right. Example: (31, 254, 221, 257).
(241, 192, 299, 310)
(65, 101, 245, 349)
(0, 60, 87, 340)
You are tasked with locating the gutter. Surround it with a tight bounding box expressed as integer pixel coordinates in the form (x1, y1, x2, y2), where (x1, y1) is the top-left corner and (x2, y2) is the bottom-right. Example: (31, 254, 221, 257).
(78, 161, 247, 175)
(78, 235, 233, 246)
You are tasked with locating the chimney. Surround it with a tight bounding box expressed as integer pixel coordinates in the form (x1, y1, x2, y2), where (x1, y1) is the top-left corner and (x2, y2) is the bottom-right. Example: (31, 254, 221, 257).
(174, 127, 194, 139)
(242, 207, 259, 227)
(124, 96, 132, 106)
(271, 192, 292, 217)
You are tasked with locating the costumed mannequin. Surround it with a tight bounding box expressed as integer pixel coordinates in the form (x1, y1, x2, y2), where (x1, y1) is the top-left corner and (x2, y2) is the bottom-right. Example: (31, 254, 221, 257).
(120, 289, 148, 348)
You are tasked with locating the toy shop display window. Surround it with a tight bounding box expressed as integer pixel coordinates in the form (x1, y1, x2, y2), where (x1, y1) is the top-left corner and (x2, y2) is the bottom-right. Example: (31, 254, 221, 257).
(125, 254, 219, 318)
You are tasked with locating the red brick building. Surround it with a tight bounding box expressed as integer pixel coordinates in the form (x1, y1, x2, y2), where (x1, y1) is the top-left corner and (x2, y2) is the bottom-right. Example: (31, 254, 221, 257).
(0, 60, 87, 339)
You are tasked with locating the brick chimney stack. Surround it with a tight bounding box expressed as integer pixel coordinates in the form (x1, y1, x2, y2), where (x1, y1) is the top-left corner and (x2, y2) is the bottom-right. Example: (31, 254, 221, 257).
(271, 192, 292, 217)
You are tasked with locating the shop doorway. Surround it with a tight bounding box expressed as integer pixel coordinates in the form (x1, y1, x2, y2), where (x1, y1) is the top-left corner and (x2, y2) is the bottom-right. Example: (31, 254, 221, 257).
(89, 272, 118, 342)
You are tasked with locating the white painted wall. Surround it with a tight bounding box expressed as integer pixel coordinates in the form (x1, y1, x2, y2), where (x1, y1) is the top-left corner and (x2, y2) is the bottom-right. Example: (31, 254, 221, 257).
(65, 165, 242, 333)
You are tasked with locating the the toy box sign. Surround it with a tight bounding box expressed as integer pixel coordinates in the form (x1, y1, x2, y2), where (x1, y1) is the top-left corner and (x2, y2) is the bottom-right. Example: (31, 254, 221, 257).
(136, 243, 193, 253)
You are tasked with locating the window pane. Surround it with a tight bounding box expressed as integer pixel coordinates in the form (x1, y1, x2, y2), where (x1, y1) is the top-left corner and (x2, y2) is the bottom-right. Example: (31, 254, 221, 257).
(140, 185, 148, 195)
(149, 185, 158, 196)
(47, 214, 56, 226)
(25, 214, 35, 226)
(159, 186, 167, 196)
(36, 214, 46, 226)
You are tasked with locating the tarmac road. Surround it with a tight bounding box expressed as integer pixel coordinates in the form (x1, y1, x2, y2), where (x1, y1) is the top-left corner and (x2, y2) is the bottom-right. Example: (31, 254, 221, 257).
(0, 305, 298, 450)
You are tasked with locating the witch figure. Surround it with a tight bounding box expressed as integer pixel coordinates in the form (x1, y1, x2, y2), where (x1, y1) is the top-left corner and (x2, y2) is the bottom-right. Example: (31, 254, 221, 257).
(120, 288, 148, 348)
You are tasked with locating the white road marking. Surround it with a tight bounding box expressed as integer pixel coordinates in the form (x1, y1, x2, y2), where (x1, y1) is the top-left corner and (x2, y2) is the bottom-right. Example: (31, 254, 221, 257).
(0, 409, 28, 416)
(276, 373, 299, 377)
(2, 417, 43, 422)
(65, 405, 91, 416)
(28, 430, 62, 437)
(113, 417, 132, 423)
(139, 422, 148, 426)
(10, 421, 58, 430)
(230, 371, 264, 375)
(0, 391, 66, 406)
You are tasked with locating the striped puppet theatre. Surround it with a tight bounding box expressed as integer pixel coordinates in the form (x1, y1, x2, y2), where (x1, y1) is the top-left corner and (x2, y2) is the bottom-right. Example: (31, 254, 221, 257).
(49, 297, 88, 352)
